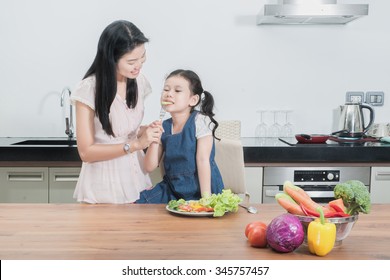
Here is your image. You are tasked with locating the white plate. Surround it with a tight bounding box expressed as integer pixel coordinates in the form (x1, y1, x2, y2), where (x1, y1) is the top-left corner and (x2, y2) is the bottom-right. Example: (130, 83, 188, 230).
(165, 205, 215, 217)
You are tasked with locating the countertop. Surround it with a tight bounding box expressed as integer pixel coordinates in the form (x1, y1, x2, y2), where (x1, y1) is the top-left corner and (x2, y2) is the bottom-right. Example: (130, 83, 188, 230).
(0, 203, 388, 260)
(0, 137, 81, 165)
(242, 137, 390, 165)
(1, 137, 390, 166)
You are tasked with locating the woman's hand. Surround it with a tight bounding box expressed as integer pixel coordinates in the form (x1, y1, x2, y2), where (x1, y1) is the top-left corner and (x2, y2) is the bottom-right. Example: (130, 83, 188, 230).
(137, 125, 148, 138)
(136, 120, 164, 149)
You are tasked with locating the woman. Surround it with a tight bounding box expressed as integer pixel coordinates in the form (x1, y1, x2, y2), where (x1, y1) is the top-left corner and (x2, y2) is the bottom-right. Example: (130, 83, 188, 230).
(71, 20, 163, 204)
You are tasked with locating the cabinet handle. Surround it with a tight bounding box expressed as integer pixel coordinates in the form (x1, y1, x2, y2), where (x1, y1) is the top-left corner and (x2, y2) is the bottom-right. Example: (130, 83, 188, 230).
(7, 172, 44, 182)
(375, 171, 390, 181)
(54, 175, 79, 182)
(265, 189, 281, 197)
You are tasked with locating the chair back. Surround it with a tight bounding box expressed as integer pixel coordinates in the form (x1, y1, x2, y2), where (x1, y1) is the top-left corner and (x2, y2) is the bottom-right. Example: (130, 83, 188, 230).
(214, 120, 249, 201)
(215, 120, 241, 140)
(215, 138, 247, 197)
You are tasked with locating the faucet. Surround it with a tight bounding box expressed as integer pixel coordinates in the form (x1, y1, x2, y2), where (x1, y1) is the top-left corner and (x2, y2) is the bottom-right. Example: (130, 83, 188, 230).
(60, 87, 74, 140)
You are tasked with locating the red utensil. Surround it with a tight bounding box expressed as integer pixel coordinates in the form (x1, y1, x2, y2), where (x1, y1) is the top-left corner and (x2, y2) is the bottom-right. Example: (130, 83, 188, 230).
(295, 134, 330, 144)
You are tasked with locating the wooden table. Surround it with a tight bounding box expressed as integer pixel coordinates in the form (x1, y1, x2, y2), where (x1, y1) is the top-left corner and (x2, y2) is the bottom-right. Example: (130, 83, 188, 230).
(0, 203, 389, 260)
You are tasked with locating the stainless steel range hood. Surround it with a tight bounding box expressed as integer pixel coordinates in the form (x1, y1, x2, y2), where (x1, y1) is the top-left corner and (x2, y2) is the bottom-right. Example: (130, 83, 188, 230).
(257, 0, 369, 25)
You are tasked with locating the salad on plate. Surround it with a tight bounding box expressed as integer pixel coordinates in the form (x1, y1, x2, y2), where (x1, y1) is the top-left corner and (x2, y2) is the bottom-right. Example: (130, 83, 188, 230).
(166, 189, 242, 217)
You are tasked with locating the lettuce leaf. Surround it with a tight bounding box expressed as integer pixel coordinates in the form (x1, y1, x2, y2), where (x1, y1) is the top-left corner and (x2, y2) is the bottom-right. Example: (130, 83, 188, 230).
(167, 198, 186, 210)
(200, 189, 243, 217)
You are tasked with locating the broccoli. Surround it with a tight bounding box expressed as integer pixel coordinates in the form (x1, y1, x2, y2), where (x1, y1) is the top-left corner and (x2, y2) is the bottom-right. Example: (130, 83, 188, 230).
(333, 180, 371, 215)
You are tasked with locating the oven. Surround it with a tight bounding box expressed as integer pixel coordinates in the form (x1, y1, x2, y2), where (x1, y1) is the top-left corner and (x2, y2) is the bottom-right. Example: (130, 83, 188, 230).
(262, 166, 371, 203)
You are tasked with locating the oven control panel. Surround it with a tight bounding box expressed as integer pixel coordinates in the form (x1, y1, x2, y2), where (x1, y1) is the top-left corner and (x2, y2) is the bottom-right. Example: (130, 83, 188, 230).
(294, 170, 340, 182)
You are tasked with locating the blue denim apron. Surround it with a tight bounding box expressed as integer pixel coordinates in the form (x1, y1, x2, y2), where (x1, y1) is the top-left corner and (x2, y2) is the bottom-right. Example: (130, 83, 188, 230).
(137, 111, 224, 203)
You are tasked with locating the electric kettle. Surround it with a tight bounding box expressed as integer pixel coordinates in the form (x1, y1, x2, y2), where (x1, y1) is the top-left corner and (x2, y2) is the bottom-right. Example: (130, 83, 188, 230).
(338, 102, 375, 138)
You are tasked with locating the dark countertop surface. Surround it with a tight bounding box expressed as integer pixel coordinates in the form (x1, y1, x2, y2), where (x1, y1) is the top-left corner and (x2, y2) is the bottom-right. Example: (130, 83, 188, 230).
(242, 137, 390, 164)
(1, 137, 390, 165)
(0, 137, 81, 163)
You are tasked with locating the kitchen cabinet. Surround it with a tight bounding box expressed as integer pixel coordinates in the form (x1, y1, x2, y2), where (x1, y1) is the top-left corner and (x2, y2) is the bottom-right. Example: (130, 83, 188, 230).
(244, 166, 263, 203)
(0, 167, 80, 203)
(370, 167, 390, 204)
(49, 167, 80, 203)
(0, 167, 49, 203)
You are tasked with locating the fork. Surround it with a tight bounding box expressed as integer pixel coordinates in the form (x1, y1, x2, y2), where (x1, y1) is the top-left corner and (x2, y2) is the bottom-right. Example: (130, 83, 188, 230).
(159, 107, 166, 121)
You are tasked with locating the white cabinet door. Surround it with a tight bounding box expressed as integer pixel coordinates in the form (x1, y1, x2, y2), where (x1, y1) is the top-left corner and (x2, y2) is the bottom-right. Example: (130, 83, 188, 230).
(49, 167, 80, 203)
(0, 167, 49, 203)
(370, 167, 390, 204)
(244, 167, 263, 203)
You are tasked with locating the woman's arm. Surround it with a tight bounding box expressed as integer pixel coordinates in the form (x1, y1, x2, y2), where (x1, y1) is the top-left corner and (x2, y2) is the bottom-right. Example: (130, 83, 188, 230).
(75, 101, 162, 163)
(196, 135, 213, 197)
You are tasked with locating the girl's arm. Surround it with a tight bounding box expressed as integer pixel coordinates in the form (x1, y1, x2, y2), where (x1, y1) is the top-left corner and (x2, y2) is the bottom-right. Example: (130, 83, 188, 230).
(196, 135, 214, 197)
(144, 120, 164, 172)
(144, 142, 164, 173)
(75, 101, 163, 163)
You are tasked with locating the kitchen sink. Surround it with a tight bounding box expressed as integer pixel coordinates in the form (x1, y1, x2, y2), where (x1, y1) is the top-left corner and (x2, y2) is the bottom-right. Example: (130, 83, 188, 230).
(12, 139, 77, 146)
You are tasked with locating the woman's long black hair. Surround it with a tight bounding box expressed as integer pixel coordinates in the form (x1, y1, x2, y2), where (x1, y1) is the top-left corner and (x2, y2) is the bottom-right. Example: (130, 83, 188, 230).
(167, 69, 219, 139)
(84, 20, 149, 136)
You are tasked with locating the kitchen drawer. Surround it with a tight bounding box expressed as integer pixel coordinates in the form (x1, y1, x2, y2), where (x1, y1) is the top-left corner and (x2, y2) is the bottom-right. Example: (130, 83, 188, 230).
(0, 167, 49, 203)
(49, 167, 80, 203)
(370, 167, 390, 204)
(244, 167, 263, 203)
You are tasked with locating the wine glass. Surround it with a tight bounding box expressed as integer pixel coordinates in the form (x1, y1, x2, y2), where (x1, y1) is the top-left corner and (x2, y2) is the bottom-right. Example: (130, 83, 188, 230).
(281, 110, 293, 138)
(255, 110, 268, 138)
(268, 110, 282, 139)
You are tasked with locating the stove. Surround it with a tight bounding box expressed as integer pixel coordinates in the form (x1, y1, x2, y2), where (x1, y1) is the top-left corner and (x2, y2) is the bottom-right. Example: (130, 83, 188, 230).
(262, 166, 371, 203)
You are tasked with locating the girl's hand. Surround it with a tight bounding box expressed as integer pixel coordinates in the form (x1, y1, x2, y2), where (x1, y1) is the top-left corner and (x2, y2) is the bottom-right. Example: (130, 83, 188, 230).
(149, 119, 164, 129)
(137, 120, 164, 149)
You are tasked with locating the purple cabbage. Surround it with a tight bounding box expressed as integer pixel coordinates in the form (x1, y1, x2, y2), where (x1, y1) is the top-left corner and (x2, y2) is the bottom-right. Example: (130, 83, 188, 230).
(266, 213, 304, 253)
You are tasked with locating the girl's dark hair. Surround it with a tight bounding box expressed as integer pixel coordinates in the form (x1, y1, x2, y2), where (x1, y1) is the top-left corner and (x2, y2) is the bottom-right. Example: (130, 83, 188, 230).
(84, 20, 149, 136)
(167, 69, 219, 139)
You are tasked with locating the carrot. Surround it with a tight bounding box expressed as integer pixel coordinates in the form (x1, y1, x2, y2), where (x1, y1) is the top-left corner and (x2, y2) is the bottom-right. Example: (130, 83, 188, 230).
(275, 193, 305, 216)
(284, 184, 332, 216)
(283, 181, 311, 200)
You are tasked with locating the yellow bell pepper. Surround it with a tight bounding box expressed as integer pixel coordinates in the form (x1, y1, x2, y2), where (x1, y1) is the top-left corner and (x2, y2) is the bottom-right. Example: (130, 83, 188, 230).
(307, 207, 336, 256)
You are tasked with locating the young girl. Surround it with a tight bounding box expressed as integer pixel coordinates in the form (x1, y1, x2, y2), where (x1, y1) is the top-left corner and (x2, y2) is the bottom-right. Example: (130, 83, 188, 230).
(137, 69, 224, 203)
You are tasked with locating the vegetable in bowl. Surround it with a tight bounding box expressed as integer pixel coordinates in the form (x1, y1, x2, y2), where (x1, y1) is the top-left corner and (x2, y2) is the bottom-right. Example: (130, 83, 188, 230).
(333, 180, 371, 215)
(273, 180, 369, 248)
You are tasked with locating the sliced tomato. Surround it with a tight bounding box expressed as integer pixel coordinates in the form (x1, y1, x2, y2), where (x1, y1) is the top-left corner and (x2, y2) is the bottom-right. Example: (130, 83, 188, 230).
(178, 204, 193, 212)
(195, 206, 214, 212)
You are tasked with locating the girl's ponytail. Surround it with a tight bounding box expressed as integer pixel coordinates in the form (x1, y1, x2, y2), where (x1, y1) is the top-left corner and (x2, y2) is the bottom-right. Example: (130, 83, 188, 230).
(200, 90, 219, 140)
